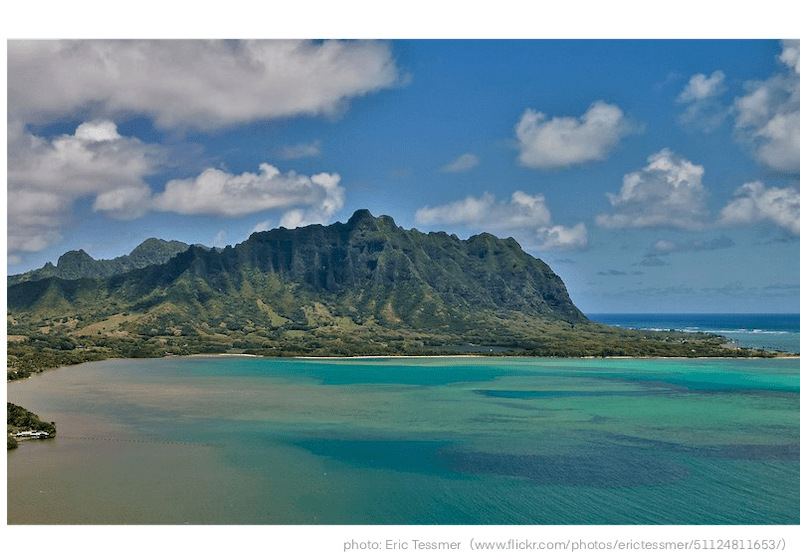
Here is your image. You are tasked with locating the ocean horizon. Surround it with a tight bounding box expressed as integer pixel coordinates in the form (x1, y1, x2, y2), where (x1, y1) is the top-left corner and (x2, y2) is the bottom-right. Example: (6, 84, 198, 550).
(588, 313, 800, 355)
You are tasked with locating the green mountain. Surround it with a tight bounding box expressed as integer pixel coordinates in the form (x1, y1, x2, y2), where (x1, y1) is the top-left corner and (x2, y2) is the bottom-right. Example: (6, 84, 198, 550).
(7, 210, 764, 376)
(8, 209, 583, 323)
(7, 238, 191, 285)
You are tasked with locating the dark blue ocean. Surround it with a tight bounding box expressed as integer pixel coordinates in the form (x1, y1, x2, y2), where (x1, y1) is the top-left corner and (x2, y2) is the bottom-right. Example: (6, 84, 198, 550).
(589, 313, 800, 354)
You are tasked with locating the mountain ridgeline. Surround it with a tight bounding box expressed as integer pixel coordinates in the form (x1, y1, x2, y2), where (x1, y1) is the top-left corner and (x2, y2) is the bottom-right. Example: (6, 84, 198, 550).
(7, 210, 765, 372)
(9, 209, 584, 329)
(186, 208, 586, 325)
(7, 238, 191, 285)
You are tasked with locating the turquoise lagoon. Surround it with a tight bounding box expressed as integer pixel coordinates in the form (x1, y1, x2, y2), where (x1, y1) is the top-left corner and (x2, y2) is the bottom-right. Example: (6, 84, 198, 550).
(7, 356, 800, 524)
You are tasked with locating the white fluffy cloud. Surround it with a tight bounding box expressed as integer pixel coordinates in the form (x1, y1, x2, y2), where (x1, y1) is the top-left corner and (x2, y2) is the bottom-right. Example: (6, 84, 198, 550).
(415, 191, 587, 250)
(153, 163, 346, 228)
(8, 40, 381, 261)
(677, 71, 728, 132)
(677, 71, 726, 103)
(440, 153, 480, 173)
(719, 181, 800, 235)
(6, 118, 348, 261)
(596, 149, 708, 230)
(7, 120, 163, 256)
(751, 111, 800, 171)
(779, 40, 800, 74)
(534, 223, 589, 251)
(8, 40, 399, 129)
(8, 120, 161, 196)
(514, 101, 633, 169)
(733, 40, 800, 172)
(416, 192, 550, 229)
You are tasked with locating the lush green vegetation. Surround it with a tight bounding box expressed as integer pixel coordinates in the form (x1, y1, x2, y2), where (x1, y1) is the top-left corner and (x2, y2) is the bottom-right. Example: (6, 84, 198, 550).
(7, 210, 778, 382)
(7, 402, 57, 449)
(7, 286, 773, 381)
(7, 314, 771, 381)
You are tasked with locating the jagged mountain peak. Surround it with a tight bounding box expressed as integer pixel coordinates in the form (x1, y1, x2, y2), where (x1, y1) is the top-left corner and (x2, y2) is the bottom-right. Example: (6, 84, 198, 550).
(56, 249, 94, 267)
(347, 208, 376, 225)
(344, 209, 398, 231)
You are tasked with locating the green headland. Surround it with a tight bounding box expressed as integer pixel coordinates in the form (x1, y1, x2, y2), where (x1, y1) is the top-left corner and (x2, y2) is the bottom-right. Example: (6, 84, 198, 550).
(7, 210, 776, 385)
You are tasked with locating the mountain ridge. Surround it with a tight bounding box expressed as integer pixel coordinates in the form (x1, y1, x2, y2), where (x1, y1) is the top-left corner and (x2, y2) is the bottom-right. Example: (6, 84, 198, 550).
(7, 210, 766, 378)
(240, 208, 585, 321)
(8, 238, 192, 285)
(8, 209, 585, 325)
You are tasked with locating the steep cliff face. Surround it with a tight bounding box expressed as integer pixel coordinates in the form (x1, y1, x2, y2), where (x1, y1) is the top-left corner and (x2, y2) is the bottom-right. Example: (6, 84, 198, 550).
(202, 209, 587, 323)
(8, 209, 585, 338)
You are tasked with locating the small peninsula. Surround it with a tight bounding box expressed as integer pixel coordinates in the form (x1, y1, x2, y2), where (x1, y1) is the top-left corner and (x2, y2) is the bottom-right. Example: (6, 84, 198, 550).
(7, 402, 57, 450)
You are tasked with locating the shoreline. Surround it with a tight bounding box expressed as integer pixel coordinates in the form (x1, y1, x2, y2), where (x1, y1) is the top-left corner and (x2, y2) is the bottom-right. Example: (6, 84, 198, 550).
(191, 352, 800, 360)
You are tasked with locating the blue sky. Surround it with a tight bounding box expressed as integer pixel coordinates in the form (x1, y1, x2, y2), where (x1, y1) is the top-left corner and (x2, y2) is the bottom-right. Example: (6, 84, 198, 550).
(6, 37, 800, 313)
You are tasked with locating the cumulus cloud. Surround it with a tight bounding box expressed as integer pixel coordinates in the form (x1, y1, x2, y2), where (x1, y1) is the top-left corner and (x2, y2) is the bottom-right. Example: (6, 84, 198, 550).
(416, 192, 550, 229)
(677, 71, 726, 103)
(677, 71, 728, 132)
(596, 149, 708, 230)
(6, 39, 395, 261)
(153, 163, 346, 227)
(440, 153, 480, 173)
(7, 120, 163, 257)
(779, 39, 800, 74)
(6, 117, 349, 261)
(719, 181, 800, 235)
(415, 191, 587, 250)
(751, 111, 800, 171)
(514, 101, 634, 169)
(8, 40, 400, 129)
(534, 223, 589, 251)
(8, 120, 161, 196)
(733, 40, 800, 171)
